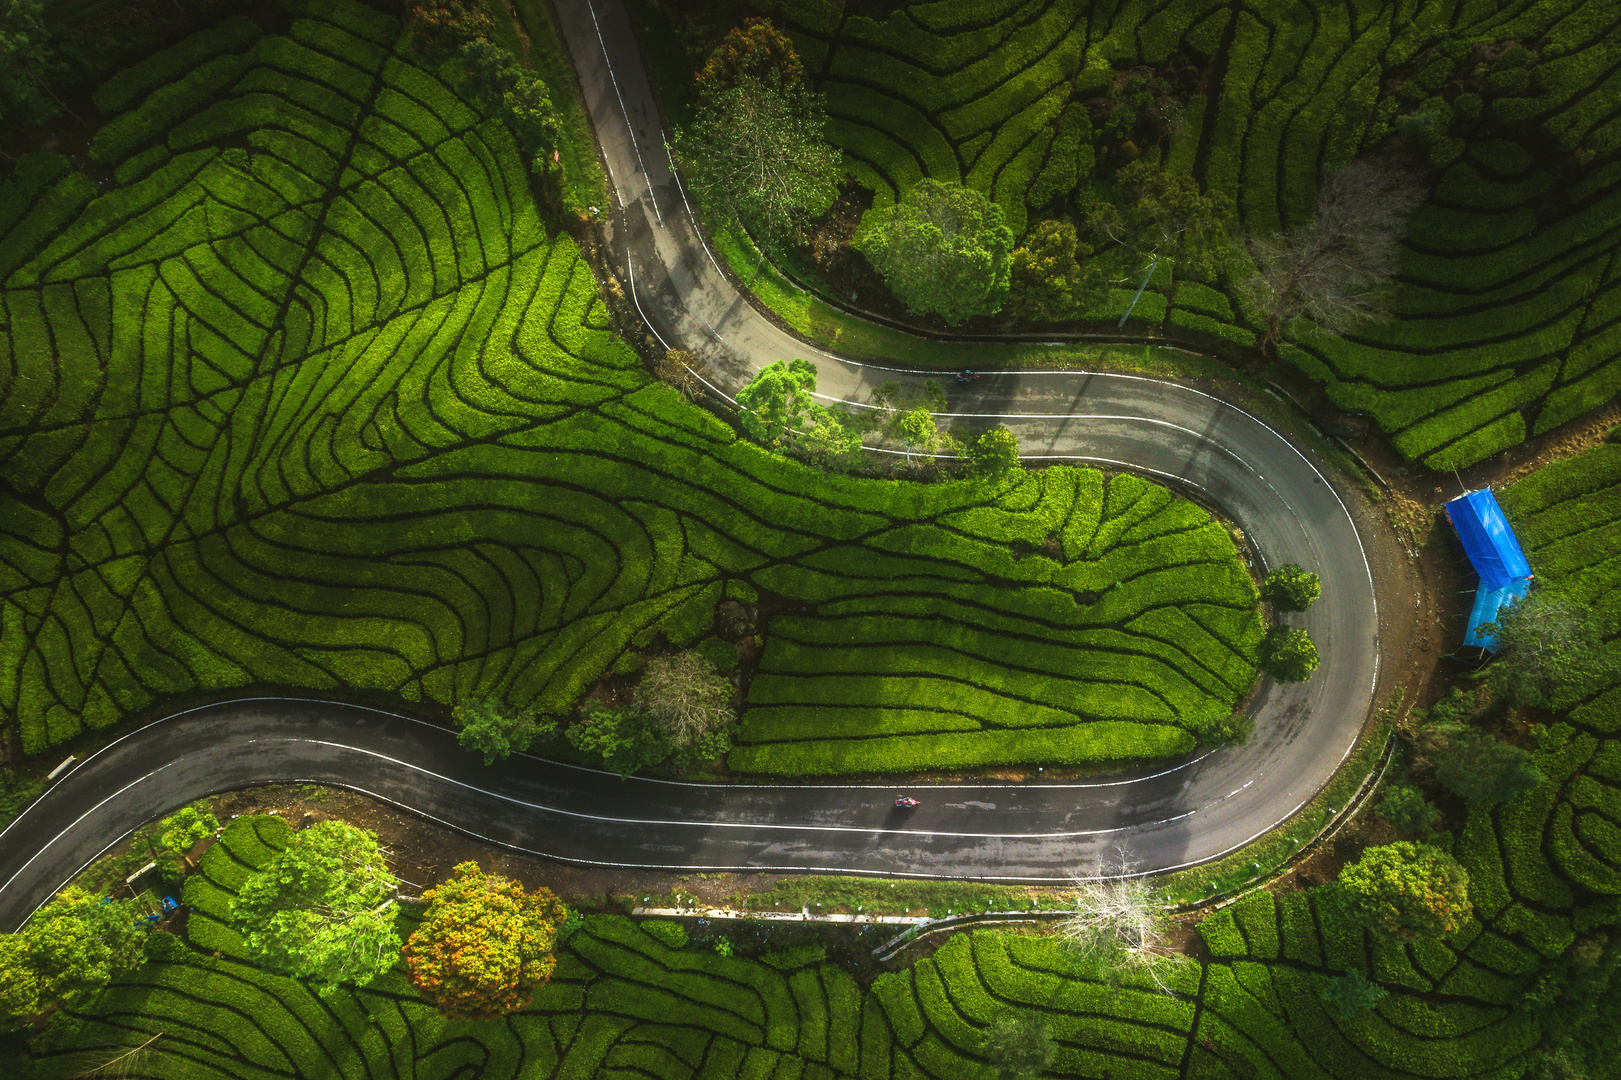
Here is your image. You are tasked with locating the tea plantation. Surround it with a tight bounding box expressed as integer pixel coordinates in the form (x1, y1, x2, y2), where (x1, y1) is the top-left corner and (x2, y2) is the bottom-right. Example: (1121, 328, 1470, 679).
(27, 658, 1621, 1080)
(0, 0, 1261, 770)
(756, 0, 1621, 469)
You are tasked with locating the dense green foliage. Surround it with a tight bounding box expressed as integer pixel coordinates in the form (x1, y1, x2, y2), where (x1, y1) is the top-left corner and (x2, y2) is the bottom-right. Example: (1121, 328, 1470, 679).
(1319, 968, 1388, 1021)
(979, 1010, 1057, 1080)
(1259, 626, 1319, 682)
(1376, 784, 1441, 838)
(966, 425, 1020, 479)
(1437, 727, 1546, 806)
(1197, 712, 1254, 748)
(0, 887, 142, 1025)
(1338, 841, 1473, 941)
(672, 71, 840, 247)
(1485, 590, 1620, 710)
(756, 0, 1621, 466)
(453, 698, 556, 765)
(230, 819, 400, 995)
(1007, 219, 1106, 321)
(853, 178, 1013, 323)
(403, 861, 568, 1018)
(1262, 564, 1322, 612)
(33, 804, 1621, 1080)
(0, 0, 1259, 773)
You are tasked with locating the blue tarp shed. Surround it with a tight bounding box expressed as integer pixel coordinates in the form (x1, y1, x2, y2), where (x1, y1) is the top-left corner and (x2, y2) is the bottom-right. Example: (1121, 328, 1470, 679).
(1445, 488, 1533, 654)
(1445, 489, 1531, 587)
(1464, 578, 1532, 651)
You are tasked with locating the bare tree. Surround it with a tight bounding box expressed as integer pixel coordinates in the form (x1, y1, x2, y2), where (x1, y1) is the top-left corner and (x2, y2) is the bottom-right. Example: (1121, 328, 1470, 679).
(639, 650, 735, 749)
(1236, 155, 1427, 350)
(1056, 849, 1176, 988)
(654, 349, 708, 397)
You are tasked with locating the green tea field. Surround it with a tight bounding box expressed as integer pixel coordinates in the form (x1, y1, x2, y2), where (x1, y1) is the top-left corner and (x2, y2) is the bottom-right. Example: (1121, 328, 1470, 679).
(757, 0, 1621, 469)
(0, 0, 1260, 769)
(28, 705, 1621, 1080)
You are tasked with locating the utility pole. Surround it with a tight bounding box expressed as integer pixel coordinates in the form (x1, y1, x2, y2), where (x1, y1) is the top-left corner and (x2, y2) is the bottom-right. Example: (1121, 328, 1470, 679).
(1118, 256, 1159, 329)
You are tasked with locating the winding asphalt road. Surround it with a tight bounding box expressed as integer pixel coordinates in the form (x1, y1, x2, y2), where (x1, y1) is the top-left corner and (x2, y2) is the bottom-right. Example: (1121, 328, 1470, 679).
(0, 0, 1381, 929)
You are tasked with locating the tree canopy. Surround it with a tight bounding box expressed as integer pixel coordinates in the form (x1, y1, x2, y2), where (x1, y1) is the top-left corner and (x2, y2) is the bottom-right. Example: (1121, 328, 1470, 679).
(1083, 160, 1232, 280)
(854, 179, 1014, 324)
(453, 698, 556, 765)
(1320, 968, 1389, 1020)
(1008, 219, 1107, 321)
(979, 1009, 1058, 1080)
(1259, 626, 1318, 682)
(565, 701, 669, 777)
(1339, 841, 1472, 941)
(0, 887, 144, 1026)
(458, 38, 560, 161)
(0, 0, 69, 128)
(1377, 784, 1441, 837)
(639, 650, 735, 751)
(696, 17, 803, 93)
(1435, 726, 1544, 805)
(230, 821, 401, 996)
(1197, 712, 1255, 748)
(1262, 564, 1322, 612)
(404, 862, 570, 1018)
(672, 73, 841, 247)
(1484, 590, 1619, 710)
(967, 426, 1021, 479)
(736, 358, 821, 447)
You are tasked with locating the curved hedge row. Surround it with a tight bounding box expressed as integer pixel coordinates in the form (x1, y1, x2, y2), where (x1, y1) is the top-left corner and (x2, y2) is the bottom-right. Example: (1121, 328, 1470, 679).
(756, 0, 1621, 468)
(29, 742, 1621, 1080)
(0, 0, 1259, 771)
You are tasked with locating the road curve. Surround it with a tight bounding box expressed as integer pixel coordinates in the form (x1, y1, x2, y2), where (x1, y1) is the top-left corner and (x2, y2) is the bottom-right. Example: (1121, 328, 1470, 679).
(0, 0, 1380, 929)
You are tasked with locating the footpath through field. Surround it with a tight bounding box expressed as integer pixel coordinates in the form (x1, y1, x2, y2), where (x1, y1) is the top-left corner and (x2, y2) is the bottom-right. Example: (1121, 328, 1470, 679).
(0, 0, 1381, 930)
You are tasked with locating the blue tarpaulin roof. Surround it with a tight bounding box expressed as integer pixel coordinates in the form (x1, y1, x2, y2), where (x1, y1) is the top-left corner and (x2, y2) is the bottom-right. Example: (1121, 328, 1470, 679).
(1464, 577, 1532, 653)
(1445, 489, 1532, 589)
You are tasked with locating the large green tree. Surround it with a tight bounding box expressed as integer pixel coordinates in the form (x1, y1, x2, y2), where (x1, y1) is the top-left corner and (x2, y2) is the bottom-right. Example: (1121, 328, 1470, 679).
(403, 861, 570, 1018)
(1083, 160, 1232, 280)
(854, 179, 1014, 324)
(967, 426, 1021, 479)
(736, 358, 821, 447)
(230, 821, 401, 996)
(696, 17, 803, 93)
(1259, 626, 1318, 682)
(453, 698, 556, 765)
(1338, 841, 1471, 941)
(1261, 564, 1321, 612)
(0, 0, 69, 128)
(565, 701, 670, 778)
(1008, 219, 1107, 321)
(1484, 590, 1619, 710)
(673, 72, 840, 248)
(1435, 727, 1543, 805)
(458, 38, 560, 161)
(1377, 784, 1441, 837)
(0, 887, 144, 1025)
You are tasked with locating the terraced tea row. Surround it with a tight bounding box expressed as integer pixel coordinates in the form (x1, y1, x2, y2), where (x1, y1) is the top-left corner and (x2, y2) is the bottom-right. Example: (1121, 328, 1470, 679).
(0, 0, 1260, 770)
(759, 0, 1621, 468)
(32, 698, 1621, 1080)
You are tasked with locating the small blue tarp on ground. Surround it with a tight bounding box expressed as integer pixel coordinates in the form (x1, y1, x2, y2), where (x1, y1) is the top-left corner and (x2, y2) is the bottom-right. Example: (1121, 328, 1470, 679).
(1465, 577, 1533, 652)
(1445, 488, 1534, 654)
